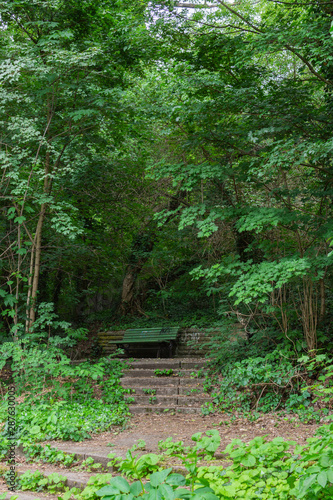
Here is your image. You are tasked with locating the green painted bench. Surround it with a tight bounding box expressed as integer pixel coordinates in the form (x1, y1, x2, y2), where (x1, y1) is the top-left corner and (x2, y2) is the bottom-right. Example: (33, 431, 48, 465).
(108, 326, 180, 358)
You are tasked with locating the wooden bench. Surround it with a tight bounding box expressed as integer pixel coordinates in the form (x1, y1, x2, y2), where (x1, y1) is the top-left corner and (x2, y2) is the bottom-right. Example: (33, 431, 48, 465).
(108, 326, 180, 358)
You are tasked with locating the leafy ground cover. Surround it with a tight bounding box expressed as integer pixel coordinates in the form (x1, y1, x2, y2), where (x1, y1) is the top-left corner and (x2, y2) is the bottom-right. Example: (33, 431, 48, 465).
(199, 331, 333, 425)
(0, 330, 131, 459)
(1, 419, 333, 499)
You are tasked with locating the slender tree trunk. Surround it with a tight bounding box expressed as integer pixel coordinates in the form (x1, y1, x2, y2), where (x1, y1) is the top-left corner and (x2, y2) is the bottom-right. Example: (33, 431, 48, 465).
(320, 278, 326, 320)
(26, 150, 50, 331)
(26, 204, 46, 329)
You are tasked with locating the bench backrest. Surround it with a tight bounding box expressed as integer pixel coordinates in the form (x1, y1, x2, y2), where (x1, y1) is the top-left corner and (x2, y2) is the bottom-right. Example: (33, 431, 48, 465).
(123, 326, 179, 343)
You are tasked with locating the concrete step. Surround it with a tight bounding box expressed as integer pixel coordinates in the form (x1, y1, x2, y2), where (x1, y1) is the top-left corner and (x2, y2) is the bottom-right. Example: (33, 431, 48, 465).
(125, 394, 210, 406)
(121, 377, 205, 387)
(129, 386, 212, 396)
(129, 406, 202, 414)
(126, 359, 206, 370)
(178, 386, 206, 395)
(177, 395, 210, 405)
(125, 395, 178, 405)
(179, 378, 206, 386)
(180, 361, 206, 369)
(121, 377, 179, 386)
(127, 360, 181, 369)
(123, 368, 196, 378)
(3, 493, 58, 500)
(130, 386, 178, 396)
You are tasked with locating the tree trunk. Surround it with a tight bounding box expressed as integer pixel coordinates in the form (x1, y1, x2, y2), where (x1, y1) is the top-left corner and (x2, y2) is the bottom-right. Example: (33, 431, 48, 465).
(26, 149, 50, 332)
(26, 204, 46, 331)
(120, 231, 155, 315)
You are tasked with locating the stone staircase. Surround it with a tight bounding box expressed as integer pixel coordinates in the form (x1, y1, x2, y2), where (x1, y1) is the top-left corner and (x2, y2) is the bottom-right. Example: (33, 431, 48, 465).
(121, 358, 211, 414)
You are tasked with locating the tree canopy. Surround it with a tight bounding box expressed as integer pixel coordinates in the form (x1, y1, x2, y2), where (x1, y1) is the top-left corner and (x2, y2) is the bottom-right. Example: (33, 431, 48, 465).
(0, 0, 333, 354)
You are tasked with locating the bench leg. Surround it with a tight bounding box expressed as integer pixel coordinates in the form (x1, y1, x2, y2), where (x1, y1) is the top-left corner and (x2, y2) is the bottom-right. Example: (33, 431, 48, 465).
(168, 341, 174, 358)
(124, 344, 130, 358)
(157, 344, 161, 358)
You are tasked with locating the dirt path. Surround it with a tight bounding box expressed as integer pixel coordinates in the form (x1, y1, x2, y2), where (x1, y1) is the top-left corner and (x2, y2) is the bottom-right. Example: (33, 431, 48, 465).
(44, 412, 319, 458)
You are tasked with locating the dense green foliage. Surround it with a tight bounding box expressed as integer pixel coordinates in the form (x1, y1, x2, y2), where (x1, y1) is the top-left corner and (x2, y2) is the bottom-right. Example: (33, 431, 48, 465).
(1, 1, 333, 497)
(1, 0, 333, 351)
(0, 334, 130, 456)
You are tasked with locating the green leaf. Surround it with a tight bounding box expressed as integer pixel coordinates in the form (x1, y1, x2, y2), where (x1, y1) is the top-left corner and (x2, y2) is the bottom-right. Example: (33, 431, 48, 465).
(30, 425, 41, 435)
(157, 484, 174, 498)
(96, 485, 120, 496)
(150, 468, 173, 487)
(14, 216, 26, 224)
(242, 454, 256, 467)
(191, 432, 202, 442)
(109, 477, 130, 493)
(192, 493, 219, 500)
(327, 470, 333, 483)
(298, 474, 317, 497)
(145, 489, 163, 500)
(175, 489, 193, 499)
(166, 473, 186, 486)
(317, 471, 328, 488)
(130, 481, 143, 495)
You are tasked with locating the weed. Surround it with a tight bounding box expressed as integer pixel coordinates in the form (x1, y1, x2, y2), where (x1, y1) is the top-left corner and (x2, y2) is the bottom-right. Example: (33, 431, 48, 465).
(142, 388, 156, 395)
(154, 369, 174, 377)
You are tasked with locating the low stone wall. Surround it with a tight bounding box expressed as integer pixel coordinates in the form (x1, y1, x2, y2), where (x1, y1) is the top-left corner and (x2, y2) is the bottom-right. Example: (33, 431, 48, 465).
(175, 328, 221, 358)
(97, 331, 126, 355)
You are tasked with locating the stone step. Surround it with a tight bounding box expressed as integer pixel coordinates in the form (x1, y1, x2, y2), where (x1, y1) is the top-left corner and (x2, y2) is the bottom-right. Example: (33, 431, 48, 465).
(129, 386, 209, 396)
(123, 368, 196, 378)
(15, 468, 97, 492)
(11, 460, 189, 498)
(179, 378, 206, 386)
(130, 386, 178, 396)
(125, 395, 210, 406)
(177, 395, 210, 405)
(127, 360, 181, 369)
(125, 395, 178, 405)
(180, 361, 206, 369)
(178, 386, 206, 395)
(3, 493, 56, 500)
(129, 406, 202, 414)
(126, 359, 206, 370)
(121, 377, 204, 387)
(121, 377, 179, 386)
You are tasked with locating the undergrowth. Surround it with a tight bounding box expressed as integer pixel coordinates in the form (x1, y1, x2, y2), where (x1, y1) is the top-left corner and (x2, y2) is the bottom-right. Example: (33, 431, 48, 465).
(0, 313, 130, 457)
(201, 327, 333, 422)
(2, 423, 333, 499)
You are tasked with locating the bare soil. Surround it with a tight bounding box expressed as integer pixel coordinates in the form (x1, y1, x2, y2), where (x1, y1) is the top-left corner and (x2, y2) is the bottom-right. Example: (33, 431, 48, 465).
(44, 411, 320, 456)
